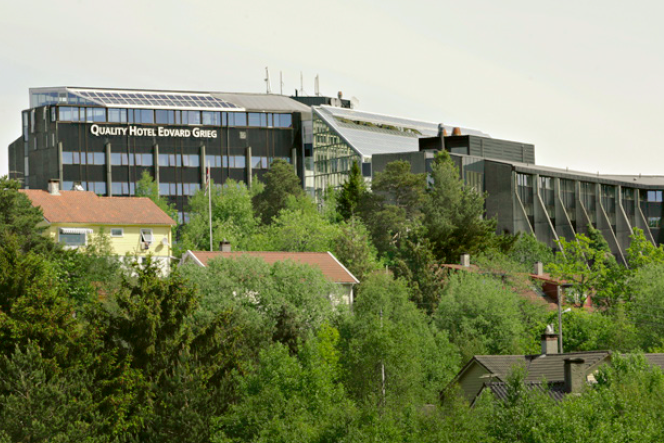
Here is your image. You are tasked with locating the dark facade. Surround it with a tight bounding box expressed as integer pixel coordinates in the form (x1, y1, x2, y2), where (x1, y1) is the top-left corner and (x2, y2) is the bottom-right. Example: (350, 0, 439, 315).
(372, 135, 664, 262)
(9, 87, 310, 222)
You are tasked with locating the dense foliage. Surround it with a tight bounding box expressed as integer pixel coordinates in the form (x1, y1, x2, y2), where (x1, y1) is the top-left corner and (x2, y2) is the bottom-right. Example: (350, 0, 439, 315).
(4, 156, 664, 442)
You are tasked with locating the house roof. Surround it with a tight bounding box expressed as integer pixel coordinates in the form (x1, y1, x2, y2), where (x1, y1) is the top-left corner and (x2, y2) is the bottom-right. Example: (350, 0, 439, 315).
(481, 381, 567, 403)
(20, 190, 176, 226)
(473, 351, 612, 383)
(183, 250, 359, 284)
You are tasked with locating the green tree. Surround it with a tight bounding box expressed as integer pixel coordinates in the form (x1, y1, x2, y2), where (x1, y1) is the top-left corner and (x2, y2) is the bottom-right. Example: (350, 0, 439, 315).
(252, 204, 341, 252)
(333, 217, 382, 281)
(337, 161, 367, 221)
(423, 151, 497, 263)
(0, 176, 54, 253)
(436, 272, 547, 361)
(212, 331, 354, 443)
(507, 233, 554, 267)
(136, 170, 178, 225)
(549, 229, 621, 308)
(252, 159, 305, 225)
(179, 179, 259, 253)
(339, 273, 459, 407)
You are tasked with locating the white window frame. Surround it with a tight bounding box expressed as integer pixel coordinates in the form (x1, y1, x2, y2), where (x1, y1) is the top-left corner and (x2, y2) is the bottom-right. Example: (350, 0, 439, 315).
(110, 228, 124, 237)
(58, 228, 92, 248)
(140, 228, 154, 249)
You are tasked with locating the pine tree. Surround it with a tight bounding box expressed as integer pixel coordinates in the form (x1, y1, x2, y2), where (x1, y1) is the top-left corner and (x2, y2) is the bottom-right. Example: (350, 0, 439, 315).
(337, 161, 366, 220)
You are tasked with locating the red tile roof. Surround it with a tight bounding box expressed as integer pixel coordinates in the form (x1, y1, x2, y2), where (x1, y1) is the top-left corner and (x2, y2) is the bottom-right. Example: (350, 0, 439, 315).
(20, 190, 176, 226)
(185, 251, 359, 284)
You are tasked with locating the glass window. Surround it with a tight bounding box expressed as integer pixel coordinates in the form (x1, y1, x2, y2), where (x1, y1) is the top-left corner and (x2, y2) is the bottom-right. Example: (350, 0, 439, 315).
(87, 152, 95, 165)
(267, 113, 273, 127)
(142, 153, 153, 166)
(92, 108, 106, 122)
(248, 113, 261, 127)
(140, 109, 154, 124)
(260, 113, 267, 127)
(648, 190, 663, 202)
(159, 154, 169, 166)
(168, 154, 176, 167)
(159, 183, 169, 196)
(234, 112, 247, 126)
(59, 107, 77, 122)
(62, 151, 74, 164)
(261, 157, 268, 169)
(95, 153, 107, 165)
(112, 182, 122, 195)
(155, 110, 171, 124)
(169, 183, 176, 195)
(223, 155, 231, 168)
(111, 228, 123, 237)
(252, 156, 262, 168)
(111, 153, 122, 165)
(234, 155, 245, 168)
(182, 111, 201, 125)
(202, 111, 220, 126)
(175, 155, 182, 167)
(59, 232, 86, 247)
(71, 152, 80, 164)
(222, 112, 227, 126)
(121, 153, 129, 166)
(63, 181, 73, 190)
(188, 154, 200, 167)
(276, 114, 292, 128)
(108, 108, 127, 123)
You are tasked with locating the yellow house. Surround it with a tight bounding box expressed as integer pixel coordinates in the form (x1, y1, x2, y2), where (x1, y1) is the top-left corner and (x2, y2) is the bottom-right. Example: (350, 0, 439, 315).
(21, 182, 176, 274)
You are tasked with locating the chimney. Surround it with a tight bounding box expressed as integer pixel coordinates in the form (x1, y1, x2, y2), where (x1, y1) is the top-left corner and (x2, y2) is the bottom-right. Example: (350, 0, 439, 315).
(460, 253, 470, 267)
(541, 324, 558, 354)
(452, 127, 462, 136)
(338, 91, 343, 99)
(564, 358, 586, 394)
(48, 179, 60, 196)
(533, 261, 544, 276)
(437, 123, 446, 137)
(219, 239, 231, 252)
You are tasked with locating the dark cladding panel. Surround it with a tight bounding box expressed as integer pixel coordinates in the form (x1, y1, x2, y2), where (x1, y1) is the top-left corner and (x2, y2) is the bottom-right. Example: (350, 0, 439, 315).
(484, 160, 515, 235)
(371, 151, 429, 176)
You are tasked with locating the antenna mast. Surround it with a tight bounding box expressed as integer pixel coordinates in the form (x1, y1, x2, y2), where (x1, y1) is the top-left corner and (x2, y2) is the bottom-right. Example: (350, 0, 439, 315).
(264, 67, 272, 94)
(280, 71, 284, 95)
(314, 74, 320, 96)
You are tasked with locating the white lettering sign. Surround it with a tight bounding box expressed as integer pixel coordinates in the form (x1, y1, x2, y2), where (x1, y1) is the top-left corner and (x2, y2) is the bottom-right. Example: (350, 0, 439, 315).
(90, 124, 217, 139)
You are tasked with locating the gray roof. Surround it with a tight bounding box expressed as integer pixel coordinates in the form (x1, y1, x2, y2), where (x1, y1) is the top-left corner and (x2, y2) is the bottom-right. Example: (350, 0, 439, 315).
(474, 351, 611, 382)
(211, 92, 312, 113)
(314, 105, 489, 159)
(476, 155, 664, 189)
(481, 381, 567, 403)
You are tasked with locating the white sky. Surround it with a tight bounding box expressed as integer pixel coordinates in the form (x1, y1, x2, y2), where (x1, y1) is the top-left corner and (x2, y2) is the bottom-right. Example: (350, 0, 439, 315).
(1, 0, 663, 177)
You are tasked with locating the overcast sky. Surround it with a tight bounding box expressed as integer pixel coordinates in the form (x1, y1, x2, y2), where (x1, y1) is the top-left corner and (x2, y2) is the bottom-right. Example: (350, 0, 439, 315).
(1, 0, 663, 177)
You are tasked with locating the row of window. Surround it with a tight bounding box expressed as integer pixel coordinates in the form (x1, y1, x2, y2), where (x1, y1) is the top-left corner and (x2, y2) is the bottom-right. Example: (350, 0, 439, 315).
(204, 155, 291, 169)
(62, 181, 107, 194)
(158, 154, 200, 167)
(62, 151, 106, 165)
(58, 227, 153, 247)
(159, 182, 201, 196)
(57, 107, 293, 128)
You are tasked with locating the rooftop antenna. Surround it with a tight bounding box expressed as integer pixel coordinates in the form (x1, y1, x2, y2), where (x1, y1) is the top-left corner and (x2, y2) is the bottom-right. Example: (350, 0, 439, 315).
(314, 74, 320, 96)
(264, 67, 272, 94)
(300, 71, 305, 96)
(279, 71, 284, 95)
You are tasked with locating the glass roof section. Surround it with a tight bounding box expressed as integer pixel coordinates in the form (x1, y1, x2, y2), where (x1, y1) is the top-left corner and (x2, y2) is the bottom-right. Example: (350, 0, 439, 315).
(69, 88, 241, 111)
(314, 106, 489, 159)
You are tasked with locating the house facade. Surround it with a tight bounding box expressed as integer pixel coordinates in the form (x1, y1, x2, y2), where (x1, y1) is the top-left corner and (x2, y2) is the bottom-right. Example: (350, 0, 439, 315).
(21, 180, 176, 273)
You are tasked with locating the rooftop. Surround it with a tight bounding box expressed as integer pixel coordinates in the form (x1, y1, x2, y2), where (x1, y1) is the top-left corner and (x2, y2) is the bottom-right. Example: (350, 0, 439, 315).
(20, 189, 176, 226)
(183, 250, 359, 284)
(314, 105, 489, 159)
(29, 87, 312, 113)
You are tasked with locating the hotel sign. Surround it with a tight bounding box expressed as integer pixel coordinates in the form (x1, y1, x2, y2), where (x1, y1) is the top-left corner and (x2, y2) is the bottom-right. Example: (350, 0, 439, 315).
(90, 124, 218, 139)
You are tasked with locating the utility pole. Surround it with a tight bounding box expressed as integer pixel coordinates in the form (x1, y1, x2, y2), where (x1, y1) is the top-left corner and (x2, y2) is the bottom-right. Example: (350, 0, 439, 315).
(380, 308, 386, 407)
(557, 285, 563, 353)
